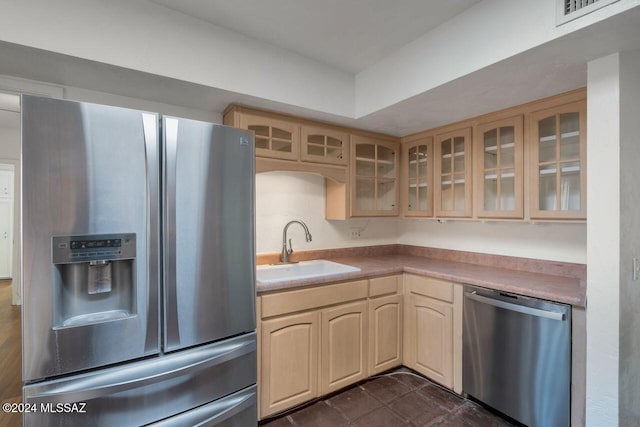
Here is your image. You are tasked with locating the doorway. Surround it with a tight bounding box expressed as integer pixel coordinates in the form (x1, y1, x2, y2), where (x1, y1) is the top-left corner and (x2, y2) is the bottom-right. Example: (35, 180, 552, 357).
(0, 164, 14, 279)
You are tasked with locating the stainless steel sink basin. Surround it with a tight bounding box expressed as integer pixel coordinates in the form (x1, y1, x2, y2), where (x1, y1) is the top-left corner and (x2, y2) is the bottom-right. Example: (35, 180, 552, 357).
(256, 260, 361, 284)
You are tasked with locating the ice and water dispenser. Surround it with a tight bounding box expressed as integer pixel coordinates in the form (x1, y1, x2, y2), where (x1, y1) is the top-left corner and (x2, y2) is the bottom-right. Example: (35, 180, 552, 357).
(51, 233, 137, 329)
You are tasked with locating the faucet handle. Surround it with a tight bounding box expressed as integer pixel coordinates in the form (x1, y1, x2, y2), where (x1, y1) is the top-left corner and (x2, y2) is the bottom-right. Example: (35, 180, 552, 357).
(287, 238, 294, 256)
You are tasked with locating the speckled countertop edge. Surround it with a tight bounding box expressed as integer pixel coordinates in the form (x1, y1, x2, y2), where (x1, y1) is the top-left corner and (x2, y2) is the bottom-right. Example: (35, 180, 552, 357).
(256, 254, 586, 307)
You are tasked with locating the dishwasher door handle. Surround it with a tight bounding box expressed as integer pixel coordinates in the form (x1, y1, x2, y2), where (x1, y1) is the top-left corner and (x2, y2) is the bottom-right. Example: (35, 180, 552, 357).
(465, 291, 565, 321)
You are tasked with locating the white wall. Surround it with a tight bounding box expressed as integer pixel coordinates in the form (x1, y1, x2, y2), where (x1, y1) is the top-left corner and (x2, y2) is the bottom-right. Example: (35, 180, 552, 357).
(398, 220, 586, 263)
(0, 0, 354, 117)
(255, 172, 399, 254)
(586, 53, 620, 427)
(356, 0, 640, 116)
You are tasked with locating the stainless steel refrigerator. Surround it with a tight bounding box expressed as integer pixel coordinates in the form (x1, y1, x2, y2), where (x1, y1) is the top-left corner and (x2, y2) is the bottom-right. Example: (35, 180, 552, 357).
(21, 95, 257, 426)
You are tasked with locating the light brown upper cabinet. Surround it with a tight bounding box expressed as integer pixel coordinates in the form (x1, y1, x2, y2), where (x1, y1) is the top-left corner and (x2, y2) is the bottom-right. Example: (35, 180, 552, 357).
(402, 137, 433, 217)
(529, 101, 586, 219)
(237, 112, 300, 161)
(434, 128, 472, 217)
(301, 125, 349, 166)
(351, 135, 399, 216)
(475, 116, 524, 219)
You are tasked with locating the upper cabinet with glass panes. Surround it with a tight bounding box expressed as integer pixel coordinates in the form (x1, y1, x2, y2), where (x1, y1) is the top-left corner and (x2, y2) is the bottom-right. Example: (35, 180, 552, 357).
(238, 113, 299, 160)
(402, 137, 433, 217)
(475, 116, 524, 219)
(351, 135, 399, 216)
(434, 128, 472, 217)
(529, 101, 586, 219)
(301, 125, 349, 166)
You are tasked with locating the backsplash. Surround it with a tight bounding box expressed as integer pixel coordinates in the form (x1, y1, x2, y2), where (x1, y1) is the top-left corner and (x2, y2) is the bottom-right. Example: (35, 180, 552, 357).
(255, 171, 587, 265)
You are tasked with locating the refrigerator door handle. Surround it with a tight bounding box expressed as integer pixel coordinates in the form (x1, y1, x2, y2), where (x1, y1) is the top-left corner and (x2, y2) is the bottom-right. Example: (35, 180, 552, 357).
(142, 112, 161, 353)
(148, 385, 257, 426)
(163, 117, 180, 348)
(26, 336, 255, 404)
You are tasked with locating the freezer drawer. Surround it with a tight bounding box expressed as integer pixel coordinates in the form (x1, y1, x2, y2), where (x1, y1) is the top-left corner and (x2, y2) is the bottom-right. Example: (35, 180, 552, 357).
(23, 333, 256, 427)
(463, 285, 571, 427)
(148, 385, 256, 427)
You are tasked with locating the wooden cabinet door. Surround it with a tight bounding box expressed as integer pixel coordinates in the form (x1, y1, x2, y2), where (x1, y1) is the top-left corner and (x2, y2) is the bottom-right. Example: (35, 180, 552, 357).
(434, 128, 472, 217)
(239, 113, 300, 161)
(404, 293, 453, 388)
(368, 294, 402, 375)
(301, 125, 349, 165)
(261, 311, 319, 417)
(402, 137, 434, 217)
(351, 135, 399, 216)
(528, 100, 586, 219)
(475, 116, 524, 219)
(320, 301, 368, 394)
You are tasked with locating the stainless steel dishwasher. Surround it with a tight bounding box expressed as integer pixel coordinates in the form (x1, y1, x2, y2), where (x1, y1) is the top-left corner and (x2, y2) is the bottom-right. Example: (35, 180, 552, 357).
(463, 285, 571, 427)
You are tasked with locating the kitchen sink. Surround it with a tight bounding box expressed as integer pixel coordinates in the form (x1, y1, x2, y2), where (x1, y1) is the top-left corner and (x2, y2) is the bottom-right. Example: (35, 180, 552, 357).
(256, 260, 361, 283)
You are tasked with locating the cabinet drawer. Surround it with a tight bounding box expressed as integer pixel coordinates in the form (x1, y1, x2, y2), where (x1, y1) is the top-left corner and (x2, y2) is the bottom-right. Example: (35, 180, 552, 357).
(404, 274, 453, 303)
(261, 280, 368, 318)
(369, 275, 401, 297)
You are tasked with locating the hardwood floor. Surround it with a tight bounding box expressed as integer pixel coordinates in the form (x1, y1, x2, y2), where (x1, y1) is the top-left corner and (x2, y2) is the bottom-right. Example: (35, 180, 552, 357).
(0, 280, 21, 427)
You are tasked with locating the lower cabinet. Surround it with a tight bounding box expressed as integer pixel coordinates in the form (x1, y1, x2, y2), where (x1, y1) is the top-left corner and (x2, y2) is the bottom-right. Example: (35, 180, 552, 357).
(257, 273, 462, 420)
(369, 294, 403, 375)
(260, 311, 319, 417)
(320, 301, 368, 394)
(403, 274, 463, 392)
(404, 293, 453, 387)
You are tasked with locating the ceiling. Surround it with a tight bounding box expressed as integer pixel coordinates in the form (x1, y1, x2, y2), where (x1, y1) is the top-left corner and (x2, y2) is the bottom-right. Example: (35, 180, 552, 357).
(1, 3, 639, 136)
(148, 0, 483, 73)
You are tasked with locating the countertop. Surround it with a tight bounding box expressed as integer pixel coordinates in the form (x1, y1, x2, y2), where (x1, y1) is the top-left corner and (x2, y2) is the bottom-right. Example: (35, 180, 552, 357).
(256, 254, 586, 307)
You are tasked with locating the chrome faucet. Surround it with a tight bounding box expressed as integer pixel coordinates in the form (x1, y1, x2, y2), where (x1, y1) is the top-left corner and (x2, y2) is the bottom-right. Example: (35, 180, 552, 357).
(280, 220, 312, 263)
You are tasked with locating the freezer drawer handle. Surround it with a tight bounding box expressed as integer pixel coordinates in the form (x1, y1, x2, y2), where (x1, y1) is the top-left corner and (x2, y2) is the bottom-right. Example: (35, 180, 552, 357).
(465, 291, 565, 321)
(27, 338, 255, 404)
(148, 385, 256, 426)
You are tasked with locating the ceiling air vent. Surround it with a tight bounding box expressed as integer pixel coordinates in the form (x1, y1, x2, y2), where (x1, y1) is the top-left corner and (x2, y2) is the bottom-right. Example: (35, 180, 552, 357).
(557, 0, 620, 25)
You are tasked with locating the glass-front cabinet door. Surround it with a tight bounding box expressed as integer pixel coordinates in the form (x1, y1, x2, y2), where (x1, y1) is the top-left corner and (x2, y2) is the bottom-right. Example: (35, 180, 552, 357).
(475, 116, 524, 218)
(301, 125, 349, 165)
(434, 128, 472, 217)
(529, 101, 586, 219)
(351, 135, 399, 216)
(402, 137, 433, 217)
(239, 113, 299, 160)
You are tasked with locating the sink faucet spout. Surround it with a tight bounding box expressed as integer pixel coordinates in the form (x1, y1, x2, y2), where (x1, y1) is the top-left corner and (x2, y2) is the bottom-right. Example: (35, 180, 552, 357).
(281, 220, 312, 263)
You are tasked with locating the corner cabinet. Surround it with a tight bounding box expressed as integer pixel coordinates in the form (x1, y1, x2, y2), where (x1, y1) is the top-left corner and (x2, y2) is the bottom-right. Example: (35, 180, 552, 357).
(434, 128, 472, 217)
(351, 135, 399, 216)
(368, 275, 403, 375)
(402, 137, 434, 217)
(475, 116, 524, 219)
(403, 275, 463, 393)
(529, 101, 586, 219)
